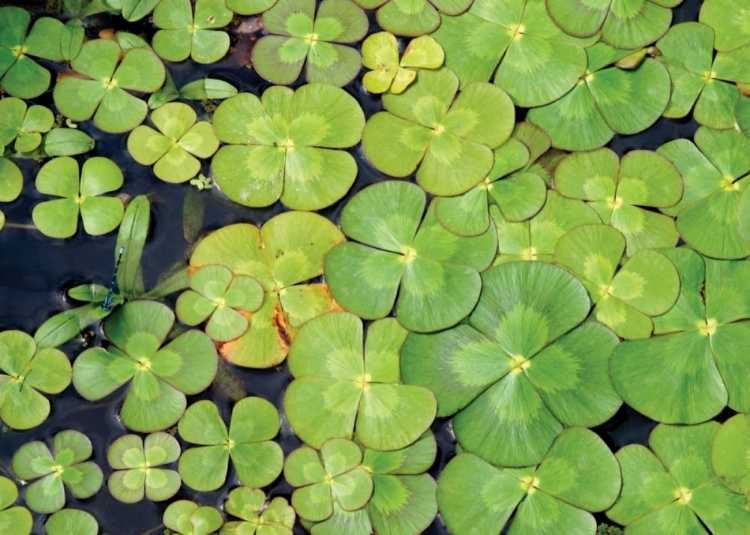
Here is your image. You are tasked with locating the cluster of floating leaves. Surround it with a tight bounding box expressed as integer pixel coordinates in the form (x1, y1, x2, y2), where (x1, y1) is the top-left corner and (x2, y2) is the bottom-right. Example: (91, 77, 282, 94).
(3, 0, 750, 534)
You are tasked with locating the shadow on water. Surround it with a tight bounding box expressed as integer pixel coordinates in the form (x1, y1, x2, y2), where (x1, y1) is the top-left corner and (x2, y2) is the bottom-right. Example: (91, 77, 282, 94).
(0, 0, 707, 533)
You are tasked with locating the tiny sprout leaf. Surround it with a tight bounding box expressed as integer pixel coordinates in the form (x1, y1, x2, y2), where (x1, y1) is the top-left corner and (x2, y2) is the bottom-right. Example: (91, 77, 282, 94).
(164, 500, 224, 535)
(362, 32, 444, 95)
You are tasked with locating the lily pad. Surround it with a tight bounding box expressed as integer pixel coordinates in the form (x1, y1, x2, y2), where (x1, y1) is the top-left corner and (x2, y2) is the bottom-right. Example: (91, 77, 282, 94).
(285, 312, 436, 450)
(402, 261, 621, 466)
(11, 430, 103, 514)
(554, 149, 682, 255)
(222, 487, 295, 535)
(362, 67, 515, 196)
(72, 300, 218, 432)
(712, 413, 750, 498)
(554, 224, 680, 339)
(32, 157, 125, 239)
(528, 42, 671, 151)
(0, 330, 71, 430)
(211, 85, 364, 210)
(0, 477, 32, 535)
(354, 0, 471, 36)
(107, 432, 181, 503)
(325, 181, 497, 332)
(45, 509, 98, 535)
(252, 0, 368, 86)
(164, 500, 224, 535)
(611, 248, 750, 423)
(439, 428, 621, 535)
(699, 0, 750, 52)
(53, 39, 166, 133)
(128, 102, 219, 184)
(0, 98, 53, 153)
(153, 0, 233, 64)
(362, 32, 444, 94)
(189, 212, 345, 368)
(607, 422, 750, 533)
(178, 397, 283, 491)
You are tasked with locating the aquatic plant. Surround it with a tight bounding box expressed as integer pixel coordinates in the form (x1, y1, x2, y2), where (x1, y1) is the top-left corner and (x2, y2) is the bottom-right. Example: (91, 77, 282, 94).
(354, 0, 471, 36)
(0, 477, 32, 535)
(222, 487, 295, 535)
(698, 0, 750, 51)
(121, 0, 160, 21)
(42, 128, 96, 157)
(362, 33, 444, 95)
(712, 413, 750, 498)
(45, 509, 98, 535)
(0, 99, 53, 153)
(164, 500, 224, 535)
(148, 74, 238, 109)
(226, 0, 278, 14)
(0, 158, 23, 232)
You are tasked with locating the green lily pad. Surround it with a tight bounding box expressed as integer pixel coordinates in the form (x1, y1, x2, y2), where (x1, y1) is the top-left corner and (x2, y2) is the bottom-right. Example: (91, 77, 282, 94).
(608, 422, 750, 533)
(0, 477, 32, 535)
(0, 158, 23, 205)
(554, 224, 680, 339)
(252, 0, 368, 86)
(362, 32, 444, 94)
(402, 261, 621, 466)
(362, 67, 515, 196)
(53, 39, 166, 134)
(0, 98, 53, 153)
(128, 102, 219, 184)
(178, 397, 284, 491)
(285, 312, 436, 450)
(42, 128, 96, 157)
(32, 157, 125, 239)
(164, 500, 224, 535)
(45, 509, 98, 535)
(153, 0, 233, 64)
(712, 413, 750, 498)
(285, 438, 373, 523)
(658, 126, 750, 259)
(554, 148, 682, 255)
(11, 430, 103, 514)
(355, 0, 471, 36)
(221, 487, 295, 535)
(212, 85, 364, 210)
(189, 212, 344, 368)
(325, 181, 497, 332)
(528, 43, 671, 150)
(699, 0, 750, 52)
(72, 300, 218, 432)
(611, 248, 750, 423)
(0, 330, 71, 430)
(439, 428, 621, 534)
(107, 432, 181, 503)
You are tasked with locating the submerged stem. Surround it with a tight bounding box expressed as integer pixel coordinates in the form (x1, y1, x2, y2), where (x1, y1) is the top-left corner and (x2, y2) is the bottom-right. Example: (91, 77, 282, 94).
(139, 524, 165, 535)
(3, 223, 37, 230)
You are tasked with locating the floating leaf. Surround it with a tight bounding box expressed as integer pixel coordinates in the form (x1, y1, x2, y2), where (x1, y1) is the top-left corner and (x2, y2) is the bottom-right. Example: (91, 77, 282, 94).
(712, 413, 750, 497)
(699, 0, 750, 52)
(153, 0, 233, 64)
(121, 0, 160, 21)
(0, 477, 32, 535)
(222, 487, 295, 535)
(116, 195, 150, 300)
(180, 78, 238, 100)
(362, 32, 444, 94)
(34, 303, 111, 349)
(45, 509, 98, 535)
(355, 0, 471, 36)
(0, 98, 53, 153)
(0, 158, 23, 204)
(226, 0, 278, 15)
(164, 500, 224, 535)
(42, 129, 95, 157)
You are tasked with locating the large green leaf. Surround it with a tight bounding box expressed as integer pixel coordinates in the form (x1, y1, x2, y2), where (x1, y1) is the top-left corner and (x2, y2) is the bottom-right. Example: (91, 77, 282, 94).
(699, 0, 750, 52)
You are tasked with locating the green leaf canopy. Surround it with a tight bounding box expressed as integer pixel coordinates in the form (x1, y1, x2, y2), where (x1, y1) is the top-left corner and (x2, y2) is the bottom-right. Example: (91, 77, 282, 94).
(221, 487, 295, 535)
(32, 157, 125, 239)
(252, 0, 368, 86)
(362, 67, 515, 196)
(45, 509, 98, 535)
(699, 0, 750, 52)
(153, 0, 233, 64)
(402, 261, 622, 467)
(355, 0, 471, 36)
(438, 428, 621, 535)
(607, 422, 750, 533)
(0, 477, 32, 535)
(212, 85, 364, 210)
(164, 500, 224, 535)
(554, 149, 683, 255)
(325, 181, 497, 332)
(362, 33, 444, 95)
(528, 43, 671, 151)
(0, 98, 53, 153)
(189, 212, 344, 367)
(11, 430, 103, 514)
(611, 248, 750, 423)
(72, 300, 218, 432)
(178, 397, 284, 491)
(0, 330, 71, 430)
(285, 312, 437, 450)
(53, 39, 166, 133)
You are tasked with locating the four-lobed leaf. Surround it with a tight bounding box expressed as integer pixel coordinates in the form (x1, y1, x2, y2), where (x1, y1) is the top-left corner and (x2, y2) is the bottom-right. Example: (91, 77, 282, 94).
(222, 487, 295, 535)
(164, 500, 224, 535)
(153, 0, 233, 64)
(362, 32, 444, 94)
(0, 98, 53, 153)
(354, 0, 472, 36)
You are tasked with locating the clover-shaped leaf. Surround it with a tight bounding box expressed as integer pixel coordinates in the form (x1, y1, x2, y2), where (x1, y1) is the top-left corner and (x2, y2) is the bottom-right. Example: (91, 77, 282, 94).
(712, 413, 750, 498)
(528, 42, 671, 151)
(432, 0, 594, 107)
(221, 487, 295, 535)
(72, 300, 218, 432)
(107, 432, 181, 503)
(45, 509, 98, 535)
(285, 438, 373, 523)
(285, 312, 437, 450)
(363, 68, 515, 196)
(164, 500, 224, 535)
(128, 102, 219, 184)
(53, 39, 166, 134)
(659, 127, 750, 259)
(362, 33, 444, 94)
(354, 0, 471, 36)
(252, 0, 368, 86)
(439, 428, 621, 535)
(607, 422, 750, 533)
(554, 224, 680, 339)
(153, 0, 233, 64)
(611, 248, 750, 423)
(11, 430, 103, 514)
(699, 0, 750, 52)
(326, 181, 497, 333)
(212, 85, 364, 210)
(0, 330, 71, 430)
(189, 212, 345, 368)
(0, 98, 53, 153)
(0, 477, 32, 535)
(32, 157, 125, 239)
(555, 149, 683, 256)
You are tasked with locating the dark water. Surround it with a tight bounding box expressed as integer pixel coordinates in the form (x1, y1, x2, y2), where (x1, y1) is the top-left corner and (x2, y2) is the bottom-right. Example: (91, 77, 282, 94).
(0, 1, 705, 533)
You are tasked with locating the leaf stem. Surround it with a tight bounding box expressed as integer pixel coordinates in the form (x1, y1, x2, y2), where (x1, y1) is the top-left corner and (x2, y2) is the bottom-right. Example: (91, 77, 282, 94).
(3, 223, 37, 230)
(139, 524, 165, 535)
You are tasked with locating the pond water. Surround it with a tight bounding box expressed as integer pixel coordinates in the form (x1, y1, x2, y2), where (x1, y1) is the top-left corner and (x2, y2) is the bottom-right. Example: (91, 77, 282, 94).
(0, 0, 707, 533)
